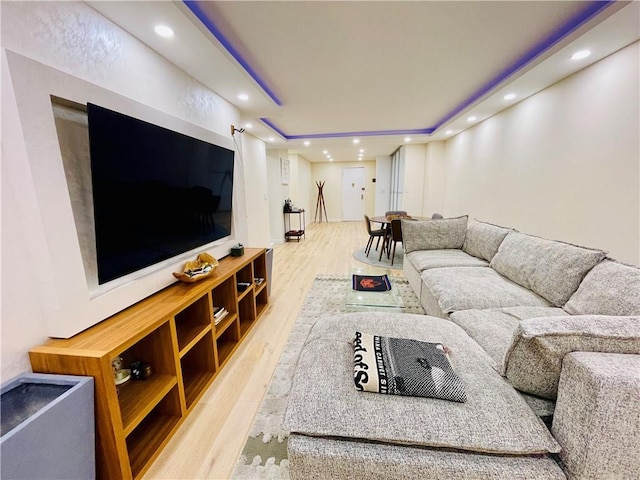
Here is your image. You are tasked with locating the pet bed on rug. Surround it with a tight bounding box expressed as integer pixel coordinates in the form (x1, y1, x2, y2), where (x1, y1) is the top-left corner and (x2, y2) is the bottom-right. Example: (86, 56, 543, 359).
(353, 331, 467, 402)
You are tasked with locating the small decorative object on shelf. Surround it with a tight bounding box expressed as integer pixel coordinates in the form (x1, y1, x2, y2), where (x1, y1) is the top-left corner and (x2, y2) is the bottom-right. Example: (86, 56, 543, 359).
(129, 361, 152, 380)
(112, 356, 131, 385)
(173, 252, 218, 283)
(231, 243, 244, 257)
(237, 281, 251, 292)
(254, 277, 265, 285)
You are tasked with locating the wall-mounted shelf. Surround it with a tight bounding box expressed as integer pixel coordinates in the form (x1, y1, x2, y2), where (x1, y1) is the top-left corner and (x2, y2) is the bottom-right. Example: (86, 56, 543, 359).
(29, 248, 269, 480)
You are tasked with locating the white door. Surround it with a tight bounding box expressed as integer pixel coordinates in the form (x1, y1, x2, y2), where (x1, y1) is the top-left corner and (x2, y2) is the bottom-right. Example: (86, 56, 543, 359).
(342, 167, 365, 221)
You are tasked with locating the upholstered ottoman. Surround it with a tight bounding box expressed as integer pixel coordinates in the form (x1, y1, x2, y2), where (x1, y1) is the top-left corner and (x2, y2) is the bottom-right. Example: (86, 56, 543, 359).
(284, 312, 565, 480)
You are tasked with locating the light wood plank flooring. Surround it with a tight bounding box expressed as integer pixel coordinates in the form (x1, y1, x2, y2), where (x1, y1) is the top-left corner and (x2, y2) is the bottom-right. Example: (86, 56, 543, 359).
(144, 221, 399, 479)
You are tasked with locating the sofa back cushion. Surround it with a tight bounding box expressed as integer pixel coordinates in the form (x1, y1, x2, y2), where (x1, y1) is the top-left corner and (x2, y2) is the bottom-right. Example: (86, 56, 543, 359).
(490, 232, 607, 307)
(503, 315, 640, 399)
(462, 219, 512, 261)
(402, 215, 468, 254)
(564, 259, 640, 316)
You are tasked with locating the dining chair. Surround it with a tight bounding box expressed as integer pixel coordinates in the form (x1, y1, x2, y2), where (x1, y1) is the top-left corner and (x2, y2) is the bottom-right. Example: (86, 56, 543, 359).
(388, 219, 403, 265)
(364, 215, 386, 257)
(385, 210, 408, 218)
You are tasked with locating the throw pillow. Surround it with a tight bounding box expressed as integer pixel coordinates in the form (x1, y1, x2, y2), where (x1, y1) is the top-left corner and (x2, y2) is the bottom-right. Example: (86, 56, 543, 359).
(353, 331, 467, 402)
(462, 219, 512, 261)
(490, 232, 607, 307)
(503, 315, 640, 399)
(564, 259, 640, 316)
(402, 215, 468, 253)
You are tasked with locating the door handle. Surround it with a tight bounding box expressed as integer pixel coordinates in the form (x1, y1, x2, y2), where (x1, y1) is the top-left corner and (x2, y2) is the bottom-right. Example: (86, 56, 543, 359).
(361, 194, 364, 200)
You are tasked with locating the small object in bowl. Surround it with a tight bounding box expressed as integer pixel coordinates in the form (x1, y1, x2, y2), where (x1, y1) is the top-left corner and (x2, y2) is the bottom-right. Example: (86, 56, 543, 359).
(142, 362, 152, 378)
(173, 252, 219, 283)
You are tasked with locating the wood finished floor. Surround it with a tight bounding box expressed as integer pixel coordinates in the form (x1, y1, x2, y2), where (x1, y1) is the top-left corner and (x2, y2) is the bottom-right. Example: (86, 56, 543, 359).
(144, 221, 401, 479)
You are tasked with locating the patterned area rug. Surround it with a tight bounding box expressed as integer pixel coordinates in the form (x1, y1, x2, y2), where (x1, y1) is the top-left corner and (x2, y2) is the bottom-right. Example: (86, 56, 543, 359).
(353, 245, 404, 269)
(231, 274, 424, 479)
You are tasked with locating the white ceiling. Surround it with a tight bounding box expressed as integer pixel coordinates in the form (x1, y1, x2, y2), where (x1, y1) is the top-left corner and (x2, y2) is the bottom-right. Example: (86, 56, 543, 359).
(89, 1, 639, 163)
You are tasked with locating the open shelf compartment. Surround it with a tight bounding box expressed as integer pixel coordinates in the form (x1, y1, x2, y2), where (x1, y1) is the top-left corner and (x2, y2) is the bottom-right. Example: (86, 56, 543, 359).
(181, 331, 216, 410)
(117, 322, 179, 434)
(216, 322, 239, 368)
(126, 385, 182, 479)
(238, 293, 257, 337)
(175, 294, 213, 354)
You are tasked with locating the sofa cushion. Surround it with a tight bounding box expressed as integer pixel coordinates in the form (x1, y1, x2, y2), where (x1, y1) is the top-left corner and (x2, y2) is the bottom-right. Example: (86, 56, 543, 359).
(450, 307, 568, 370)
(402, 216, 468, 253)
(284, 312, 560, 456)
(421, 267, 550, 316)
(462, 219, 512, 262)
(564, 259, 640, 316)
(490, 232, 607, 307)
(406, 249, 489, 272)
(503, 315, 640, 399)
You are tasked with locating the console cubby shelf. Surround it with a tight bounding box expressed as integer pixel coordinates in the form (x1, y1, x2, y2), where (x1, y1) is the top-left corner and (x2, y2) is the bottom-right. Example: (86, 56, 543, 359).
(29, 248, 269, 480)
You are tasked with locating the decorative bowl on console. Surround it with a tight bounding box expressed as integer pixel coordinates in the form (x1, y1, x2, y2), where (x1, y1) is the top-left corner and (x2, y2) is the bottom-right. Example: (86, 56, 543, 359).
(173, 252, 219, 283)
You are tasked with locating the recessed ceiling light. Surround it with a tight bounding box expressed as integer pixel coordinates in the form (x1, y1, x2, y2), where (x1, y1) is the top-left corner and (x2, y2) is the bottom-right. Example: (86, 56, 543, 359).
(404, 137, 411, 142)
(445, 130, 453, 135)
(571, 49, 591, 60)
(353, 139, 360, 144)
(359, 149, 364, 153)
(304, 141, 310, 146)
(244, 123, 252, 129)
(323, 150, 328, 154)
(237, 94, 249, 101)
(329, 158, 333, 162)
(154, 25, 174, 38)
(467, 116, 477, 122)
(268, 137, 274, 142)
(503, 93, 516, 100)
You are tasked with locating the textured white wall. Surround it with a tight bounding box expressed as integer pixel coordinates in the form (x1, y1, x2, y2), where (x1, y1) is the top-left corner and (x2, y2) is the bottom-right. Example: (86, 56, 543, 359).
(1, 2, 250, 380)
(441, 42, 639, 264)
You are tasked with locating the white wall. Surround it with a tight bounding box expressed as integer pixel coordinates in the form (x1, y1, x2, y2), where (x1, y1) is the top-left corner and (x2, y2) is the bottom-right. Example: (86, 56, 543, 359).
(265, 149, 289, 243)
(240, 133, 270, 248)
(402, 144, 428, 216)
(422, 141, 446, 217)
(311, 161, 377, 221)
(375, 155, 391, 215)
(438, 42, 640, 264)
(0, 2, 264, 380)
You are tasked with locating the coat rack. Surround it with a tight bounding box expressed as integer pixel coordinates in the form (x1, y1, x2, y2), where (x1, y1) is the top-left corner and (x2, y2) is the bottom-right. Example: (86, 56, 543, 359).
(314, 181, 328, 223)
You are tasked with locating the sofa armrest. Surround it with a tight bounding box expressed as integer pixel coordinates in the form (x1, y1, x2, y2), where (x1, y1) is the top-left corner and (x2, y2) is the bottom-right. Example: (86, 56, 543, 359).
(503, 315, 640, 399)
(552, 352, 640, 479)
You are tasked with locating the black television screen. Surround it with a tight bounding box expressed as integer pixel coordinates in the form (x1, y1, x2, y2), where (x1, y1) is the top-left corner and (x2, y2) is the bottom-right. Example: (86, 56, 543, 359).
(87, 103, 234, 285)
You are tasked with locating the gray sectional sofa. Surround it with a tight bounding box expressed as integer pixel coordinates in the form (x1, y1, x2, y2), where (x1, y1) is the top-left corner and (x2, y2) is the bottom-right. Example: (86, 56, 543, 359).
(284, 216, 640, 479)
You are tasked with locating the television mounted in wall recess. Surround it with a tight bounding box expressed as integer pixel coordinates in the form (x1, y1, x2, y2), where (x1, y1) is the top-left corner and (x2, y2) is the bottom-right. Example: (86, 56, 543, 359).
(87, 103, 234, 285)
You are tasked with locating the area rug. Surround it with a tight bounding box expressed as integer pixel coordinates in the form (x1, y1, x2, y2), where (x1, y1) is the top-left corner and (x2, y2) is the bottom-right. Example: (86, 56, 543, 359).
(231, 274, 424, 479)
(352, 245, 404, 269)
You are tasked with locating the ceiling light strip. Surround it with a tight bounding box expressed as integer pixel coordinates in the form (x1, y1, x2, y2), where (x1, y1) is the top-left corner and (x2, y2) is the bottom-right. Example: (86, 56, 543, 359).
(431, 0, 616, 132)
(182, 0, 283, 106)
(260, 118, 433, 140)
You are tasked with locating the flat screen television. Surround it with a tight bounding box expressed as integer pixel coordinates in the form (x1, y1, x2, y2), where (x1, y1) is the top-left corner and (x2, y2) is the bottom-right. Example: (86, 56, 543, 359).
(87, 103, 234, 285)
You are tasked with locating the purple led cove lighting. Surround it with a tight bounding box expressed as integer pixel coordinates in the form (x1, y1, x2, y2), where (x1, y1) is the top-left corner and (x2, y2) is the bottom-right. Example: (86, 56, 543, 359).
(260, 118, 433, 140)
(182, 1, 283, 106)
(189, 0, 614, 139)
(432, 0, 615, 131)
